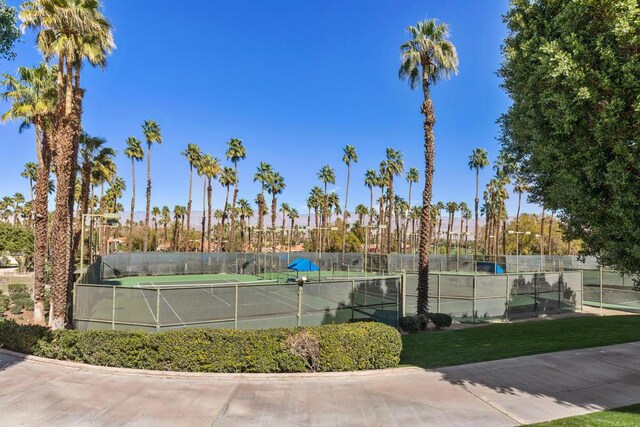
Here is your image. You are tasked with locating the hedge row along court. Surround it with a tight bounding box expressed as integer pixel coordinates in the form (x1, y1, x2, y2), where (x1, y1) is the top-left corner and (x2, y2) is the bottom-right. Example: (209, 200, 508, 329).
(0, 321, 402, 373)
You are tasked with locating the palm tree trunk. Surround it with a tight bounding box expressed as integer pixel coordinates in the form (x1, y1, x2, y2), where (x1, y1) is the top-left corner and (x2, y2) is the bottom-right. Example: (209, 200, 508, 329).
(207, 180, 213, 252)
(186, 165, 193, 252)
(33, 125, 51, 324)
(341, 164, 350, 253)
(474, 169, 480, 258)
(143, 143, 151, 252)
(129, 157, 136, 251)
(229, 162, 239, 252)
(271, 196, 277, 253)
(386, 179, 394, 253)
(548, 211, 554, 256)
(516, 191, 522, 234)
(417, 66, 436, 317)
(219, 186, 230, 251)
(436, 216, 442, 255)
(540, 208, 546, 262)
(201, 177, 206, 253)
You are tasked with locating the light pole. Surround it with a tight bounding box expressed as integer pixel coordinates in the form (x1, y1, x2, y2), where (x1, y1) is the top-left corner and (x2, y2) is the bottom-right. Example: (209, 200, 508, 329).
(507, 230, 530, 273)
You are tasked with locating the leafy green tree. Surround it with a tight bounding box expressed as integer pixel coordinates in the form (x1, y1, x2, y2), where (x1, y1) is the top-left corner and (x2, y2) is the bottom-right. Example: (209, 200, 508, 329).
(499, 0, 640, 281)
(0, 1, 19, 62)
(399, 18, 458, 315)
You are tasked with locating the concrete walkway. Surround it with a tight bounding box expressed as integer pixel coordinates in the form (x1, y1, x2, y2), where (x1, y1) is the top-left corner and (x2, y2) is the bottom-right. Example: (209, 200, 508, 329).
(1, 342, 639, 426)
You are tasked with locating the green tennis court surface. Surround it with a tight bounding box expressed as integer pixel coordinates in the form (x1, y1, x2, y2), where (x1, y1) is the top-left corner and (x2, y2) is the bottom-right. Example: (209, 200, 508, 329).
(102, 271, 390, 288)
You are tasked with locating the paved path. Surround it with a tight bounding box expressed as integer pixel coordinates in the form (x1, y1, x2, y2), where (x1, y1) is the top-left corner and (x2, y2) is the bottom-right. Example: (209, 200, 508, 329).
(1, 342, 639, 426)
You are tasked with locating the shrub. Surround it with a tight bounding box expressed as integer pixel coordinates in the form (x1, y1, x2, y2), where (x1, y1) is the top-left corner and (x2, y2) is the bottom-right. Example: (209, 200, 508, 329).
(399, 316, 420, 333)
(8, 284, 27, 295)
(0, 295, 9, 313)
(428, 313, 453, 330)
(0, 321, 402, 373)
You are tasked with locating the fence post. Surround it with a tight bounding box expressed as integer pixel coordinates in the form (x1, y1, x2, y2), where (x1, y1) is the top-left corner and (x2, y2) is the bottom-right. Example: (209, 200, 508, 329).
(580, 270, 584, 311)
(472, 274, 477, 324)
(112, 285, 116, 330)
(599, 266, 603, 309)
(437, 273, 441, 313)
(505, 272, 510, 321)
(401, 273, 406, 320)
(351, 280, 355, 321)
(156, 288, 161, 330)
(234, 285, 239, 330)
(297, 284, 303, 327)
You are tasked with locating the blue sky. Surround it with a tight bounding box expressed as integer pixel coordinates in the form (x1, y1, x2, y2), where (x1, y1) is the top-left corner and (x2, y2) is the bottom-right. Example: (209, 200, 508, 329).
(0, 0, 535, 217)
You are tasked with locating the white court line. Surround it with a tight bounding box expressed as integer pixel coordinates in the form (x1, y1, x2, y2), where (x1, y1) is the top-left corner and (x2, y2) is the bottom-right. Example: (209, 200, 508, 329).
(135, 282, 157, 322)
(249, 287, 326, 311)
(198, 286, 232, 307)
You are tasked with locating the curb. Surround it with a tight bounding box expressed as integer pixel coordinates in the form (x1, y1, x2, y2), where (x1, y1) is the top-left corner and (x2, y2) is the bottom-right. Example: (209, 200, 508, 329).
(0, 348, 419, 380)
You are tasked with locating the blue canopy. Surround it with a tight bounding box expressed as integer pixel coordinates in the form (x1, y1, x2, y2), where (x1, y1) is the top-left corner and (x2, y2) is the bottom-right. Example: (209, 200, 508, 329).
(287, 258, 319, 272)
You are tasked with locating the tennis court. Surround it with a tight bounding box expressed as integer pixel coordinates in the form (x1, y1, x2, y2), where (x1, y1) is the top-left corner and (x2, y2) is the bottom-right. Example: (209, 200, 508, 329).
(74, 273, 402, 331)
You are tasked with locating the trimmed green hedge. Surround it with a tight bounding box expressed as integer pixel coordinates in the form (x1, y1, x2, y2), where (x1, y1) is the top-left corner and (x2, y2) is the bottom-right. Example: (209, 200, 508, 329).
(0, 321, 402, 373)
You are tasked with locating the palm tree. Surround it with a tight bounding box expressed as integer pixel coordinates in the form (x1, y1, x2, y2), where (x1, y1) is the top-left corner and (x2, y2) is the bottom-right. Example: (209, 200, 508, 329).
(280, 202, 290, 240)
(341, 145, 358, 253)
(11, 193, 24, 226)
(364, 169, 378, 226)
(462, 204, 472, 251)
(254, 162, 273, 252)
(457, 202, 469, 253)
(355, 204, 368, 225)
(141, 120, 162, 252)
(226, 138, 246, 251)
(237, 198, 253, 249)
(161, 205, 171, 244)
(151, 206, 161, 249)
(2, 64, 57, 324)
(21, 162, 38, 202)
(404, 167, 419, 253)
(399, 18, 458, 316)
(381, 148, 404, 253)
(317, 165, 335, 249)
(172, 205, 186, 251)
(435, 201, 444, 253)
(287, 207, 299, 252)
(21, 0, 115, 329)
(267, 172, 286, 252)
(124, 137, 144, 250)
(513, 175, 529, 234)
(181, 143, 201, 251)
(445, 202, 458, 254)
(468, 148, 489, 257)
(199, 154, 221, 251)
(218, 166, 237, 251)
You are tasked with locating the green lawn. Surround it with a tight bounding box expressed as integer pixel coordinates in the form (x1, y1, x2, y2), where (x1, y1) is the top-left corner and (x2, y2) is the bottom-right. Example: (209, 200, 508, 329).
(528, 404, 640, 426)
(400, 315, 640, 369)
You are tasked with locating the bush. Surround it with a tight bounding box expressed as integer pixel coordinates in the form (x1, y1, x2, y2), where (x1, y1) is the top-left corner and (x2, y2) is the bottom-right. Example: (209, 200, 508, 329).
(8, 284, 27, 295)
(0, 295, 9, 313)
(428, 313, 453, 330)
(0, 321, 402, 373)
(399, 316, 420, 333)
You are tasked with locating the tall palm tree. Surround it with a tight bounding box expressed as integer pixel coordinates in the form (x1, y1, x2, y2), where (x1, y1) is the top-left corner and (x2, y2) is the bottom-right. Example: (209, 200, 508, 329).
(381, 148, 404, 253)
(253, 162, 273, 252)
(457, 202, 469, 253)
(355, 204, 368, 225)
(434, 201, 444, 253)
(317, 165, 335, 249)
(445, 201, 458, 254)
(341, 145, 358, 253)
(1, 63, 56, 324)
(287, 208, 299, 252)
(172, 205, 186, 251)
(225, 138, 246, 251)
(404, 167, 419, 253)
(237, 198, 253, 249)
(267, 172, 285, 252)
(218, 166, 237, 251)
(280, 202, 290, 238)
(124, 137, 144, 250)
(364, 169, 378, 226)
(400, 18, 458, 315)
(468, 148, 489, 257)
(181, 143, 201, 251)
(200, 154, 221, 251)
(141, 120, 162, 252)
(151, 206, 160, 249)
(161, 205, 171, 244)
(21, 0, 114, 329)
(513, 175, 529, 234)
(21, 162, 38, 202)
